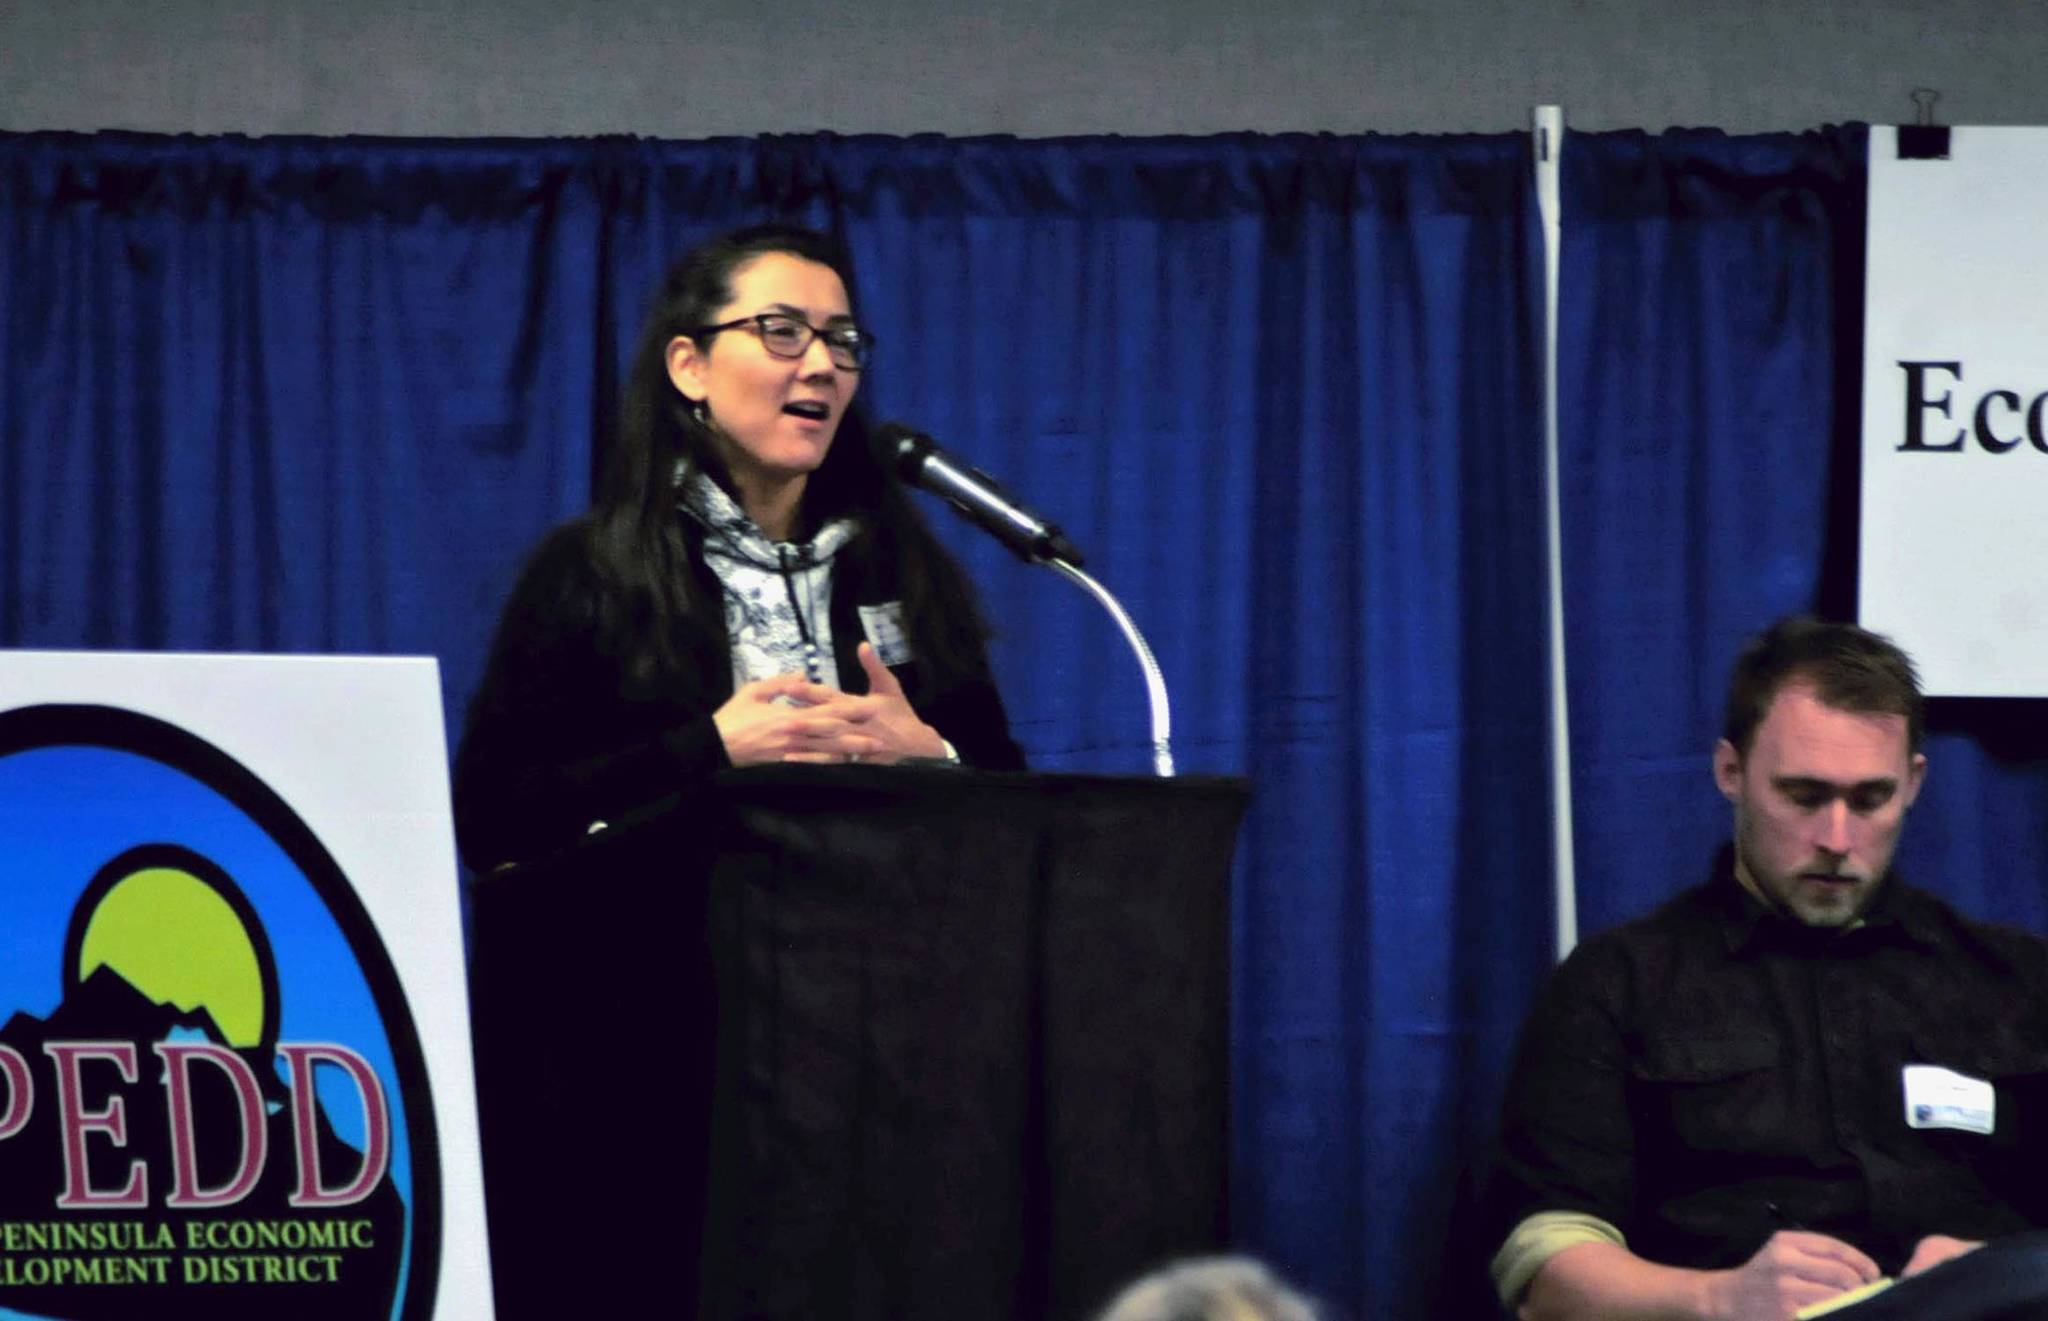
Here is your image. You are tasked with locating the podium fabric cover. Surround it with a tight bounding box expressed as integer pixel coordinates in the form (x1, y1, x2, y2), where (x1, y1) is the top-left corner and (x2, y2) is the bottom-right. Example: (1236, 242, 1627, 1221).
(469, 766, 1248, 1320)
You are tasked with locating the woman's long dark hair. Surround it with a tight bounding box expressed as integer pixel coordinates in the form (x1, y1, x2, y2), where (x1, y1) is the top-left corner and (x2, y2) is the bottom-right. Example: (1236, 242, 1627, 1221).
(588, 223, 994, 695)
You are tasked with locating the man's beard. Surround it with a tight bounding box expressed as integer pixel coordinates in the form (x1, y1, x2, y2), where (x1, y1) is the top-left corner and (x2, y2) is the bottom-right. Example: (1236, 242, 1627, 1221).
(1772, 866, 1876, 928)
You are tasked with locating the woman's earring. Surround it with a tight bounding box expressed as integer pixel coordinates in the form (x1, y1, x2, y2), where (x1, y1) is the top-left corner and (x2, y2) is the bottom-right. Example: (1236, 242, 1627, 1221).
(688, 398, 709, 425)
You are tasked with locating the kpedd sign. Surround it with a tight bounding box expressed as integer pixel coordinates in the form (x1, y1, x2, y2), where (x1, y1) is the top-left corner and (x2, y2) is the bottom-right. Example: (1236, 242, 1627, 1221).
(0, 653, 491, 1319)
(1862, 126, 2048, 696)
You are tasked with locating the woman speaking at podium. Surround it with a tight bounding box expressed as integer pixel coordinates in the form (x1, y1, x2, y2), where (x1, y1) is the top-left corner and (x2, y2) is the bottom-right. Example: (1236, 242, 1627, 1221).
(453, 224, 1025, 872)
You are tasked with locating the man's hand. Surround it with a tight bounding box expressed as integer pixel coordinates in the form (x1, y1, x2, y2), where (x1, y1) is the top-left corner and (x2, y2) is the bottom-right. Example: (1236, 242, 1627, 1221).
(1699, 1231, 1883, 1320)
(1901, 1234, 1981, 1277)
(1520, 1233, 1881, 1321)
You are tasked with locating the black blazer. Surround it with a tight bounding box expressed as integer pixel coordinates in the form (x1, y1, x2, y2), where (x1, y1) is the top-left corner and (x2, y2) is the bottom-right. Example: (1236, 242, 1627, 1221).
(453, 514, 1025, 871)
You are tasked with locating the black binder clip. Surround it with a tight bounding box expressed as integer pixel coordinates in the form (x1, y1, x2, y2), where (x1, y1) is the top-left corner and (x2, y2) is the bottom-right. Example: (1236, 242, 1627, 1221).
(1898, 88, 1950, 160)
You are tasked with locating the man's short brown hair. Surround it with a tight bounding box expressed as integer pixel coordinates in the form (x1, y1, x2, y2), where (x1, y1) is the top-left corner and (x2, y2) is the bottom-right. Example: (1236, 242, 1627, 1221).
(1722, 616, 1924, 756)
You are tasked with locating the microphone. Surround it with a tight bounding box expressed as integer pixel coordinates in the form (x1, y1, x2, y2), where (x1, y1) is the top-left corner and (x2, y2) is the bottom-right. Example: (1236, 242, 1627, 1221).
(882, 423, 1084, 566)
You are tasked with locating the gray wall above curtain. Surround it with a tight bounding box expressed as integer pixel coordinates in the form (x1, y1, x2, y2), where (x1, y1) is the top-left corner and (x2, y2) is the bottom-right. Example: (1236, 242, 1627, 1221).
(4, 0, 2046, 138)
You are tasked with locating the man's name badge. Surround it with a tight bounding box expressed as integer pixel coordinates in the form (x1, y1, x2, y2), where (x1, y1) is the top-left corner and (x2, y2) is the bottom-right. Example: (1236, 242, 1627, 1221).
(859, 602, 913, 667)
(1903, 1063, 1996, 1135)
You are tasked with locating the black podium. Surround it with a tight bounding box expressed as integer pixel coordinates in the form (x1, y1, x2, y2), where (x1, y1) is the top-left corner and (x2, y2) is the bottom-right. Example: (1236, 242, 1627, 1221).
(469, 766, 1248, 1320)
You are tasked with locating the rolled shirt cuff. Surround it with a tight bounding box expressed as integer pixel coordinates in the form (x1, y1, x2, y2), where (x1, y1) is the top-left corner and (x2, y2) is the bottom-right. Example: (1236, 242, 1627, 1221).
(1490, 1209, 1627, 1308)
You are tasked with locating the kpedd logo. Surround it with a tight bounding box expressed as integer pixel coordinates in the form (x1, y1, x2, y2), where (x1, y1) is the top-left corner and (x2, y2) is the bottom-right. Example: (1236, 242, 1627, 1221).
(0, 705, 439, 1320)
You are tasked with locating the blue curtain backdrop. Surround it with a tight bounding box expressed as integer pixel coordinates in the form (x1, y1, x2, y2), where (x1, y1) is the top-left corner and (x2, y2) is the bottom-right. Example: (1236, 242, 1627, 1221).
(1557, 125, 2048, 948)
(0, 130, 1554, 1318)
(20, 124, 2041, 1318)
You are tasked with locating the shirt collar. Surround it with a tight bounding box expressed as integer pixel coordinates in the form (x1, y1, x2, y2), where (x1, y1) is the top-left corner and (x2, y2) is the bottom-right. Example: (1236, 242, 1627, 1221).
(1710, 844, 1942, 956)
(677, 468, 859, 569)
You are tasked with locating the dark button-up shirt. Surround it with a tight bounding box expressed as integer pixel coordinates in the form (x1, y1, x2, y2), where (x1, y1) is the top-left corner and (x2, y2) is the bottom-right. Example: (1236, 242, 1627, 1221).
(1490, 847, 2048, 1276)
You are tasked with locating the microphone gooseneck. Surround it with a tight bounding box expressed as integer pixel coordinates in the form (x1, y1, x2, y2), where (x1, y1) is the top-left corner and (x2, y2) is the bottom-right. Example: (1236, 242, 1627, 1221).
(881, 421, 1174, 776)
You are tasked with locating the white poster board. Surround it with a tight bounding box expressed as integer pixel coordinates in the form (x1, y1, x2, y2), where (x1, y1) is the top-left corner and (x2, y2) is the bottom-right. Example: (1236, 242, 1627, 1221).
(0, 651, 491, 1318)
(1861, 125, 2048, 696)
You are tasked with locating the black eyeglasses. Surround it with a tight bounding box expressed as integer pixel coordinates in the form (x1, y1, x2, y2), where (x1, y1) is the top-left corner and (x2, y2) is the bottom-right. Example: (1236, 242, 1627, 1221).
(691, 313, 874, 370)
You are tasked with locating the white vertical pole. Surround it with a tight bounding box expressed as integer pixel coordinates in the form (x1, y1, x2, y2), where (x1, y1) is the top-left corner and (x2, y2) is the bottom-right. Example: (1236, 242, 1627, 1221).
(1533, 105, 1578, 961)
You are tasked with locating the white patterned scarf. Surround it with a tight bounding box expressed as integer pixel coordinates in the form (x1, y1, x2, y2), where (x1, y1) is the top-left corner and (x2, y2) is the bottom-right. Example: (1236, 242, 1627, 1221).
(679, 471, 860, 689)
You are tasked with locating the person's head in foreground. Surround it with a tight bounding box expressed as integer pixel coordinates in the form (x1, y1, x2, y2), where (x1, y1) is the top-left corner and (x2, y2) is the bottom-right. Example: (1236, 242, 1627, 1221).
(1096, 1256, 1323, 1321)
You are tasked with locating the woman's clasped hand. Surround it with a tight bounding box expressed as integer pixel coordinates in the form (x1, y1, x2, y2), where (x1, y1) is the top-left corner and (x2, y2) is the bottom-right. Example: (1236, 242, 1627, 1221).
(714, 642, 947, 767)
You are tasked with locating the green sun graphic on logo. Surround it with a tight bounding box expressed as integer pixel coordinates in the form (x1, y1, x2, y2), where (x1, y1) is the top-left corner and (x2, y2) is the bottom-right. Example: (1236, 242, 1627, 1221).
(73, 862, 276, 1051)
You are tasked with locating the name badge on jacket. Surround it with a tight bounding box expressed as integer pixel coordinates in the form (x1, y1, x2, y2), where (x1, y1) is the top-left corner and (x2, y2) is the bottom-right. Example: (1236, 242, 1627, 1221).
(1903, 1063, 1996, 1135)
(859, 602, 913, 668)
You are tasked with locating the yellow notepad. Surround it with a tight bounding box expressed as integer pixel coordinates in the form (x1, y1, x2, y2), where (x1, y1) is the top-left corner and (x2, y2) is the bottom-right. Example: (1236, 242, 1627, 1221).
(1794, 1276, 1895, 1319)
